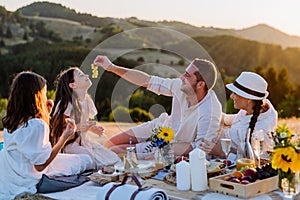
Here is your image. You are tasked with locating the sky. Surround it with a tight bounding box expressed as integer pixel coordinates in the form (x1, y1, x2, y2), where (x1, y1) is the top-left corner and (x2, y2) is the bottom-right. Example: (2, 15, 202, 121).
(1, 0, 300, 36)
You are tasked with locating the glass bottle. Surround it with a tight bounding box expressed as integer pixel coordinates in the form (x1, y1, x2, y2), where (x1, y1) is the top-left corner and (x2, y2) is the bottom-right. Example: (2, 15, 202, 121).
(126, 137, 138, 169)
(245, 128, 255, 162)
(236, 128, 256, 170)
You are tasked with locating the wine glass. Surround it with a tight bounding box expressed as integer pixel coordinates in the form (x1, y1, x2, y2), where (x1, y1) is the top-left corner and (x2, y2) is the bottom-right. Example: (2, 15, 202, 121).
(221, 137, 232, 172)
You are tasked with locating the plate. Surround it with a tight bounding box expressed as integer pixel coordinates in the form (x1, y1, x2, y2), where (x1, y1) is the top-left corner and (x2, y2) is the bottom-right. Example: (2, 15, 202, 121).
(212, 159, 236, 168)
(207, 161, 225, 172)
(98, 170, 124, 177)
(114, 160, 154, 172)
(88, 171, 126, 185)
(207, 161, 227, 178)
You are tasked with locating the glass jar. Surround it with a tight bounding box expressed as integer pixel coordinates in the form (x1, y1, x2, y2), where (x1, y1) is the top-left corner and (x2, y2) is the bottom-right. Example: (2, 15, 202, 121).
(279, 170, 299, 199)
(155, 144, 174, 169)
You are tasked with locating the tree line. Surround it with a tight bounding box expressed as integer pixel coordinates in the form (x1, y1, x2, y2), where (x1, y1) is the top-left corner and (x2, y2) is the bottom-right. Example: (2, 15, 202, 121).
(0, 39, 299, 129)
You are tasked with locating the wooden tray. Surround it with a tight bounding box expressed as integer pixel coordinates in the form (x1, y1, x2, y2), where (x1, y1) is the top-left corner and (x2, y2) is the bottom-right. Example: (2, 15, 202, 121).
(209, 174, 278, 198)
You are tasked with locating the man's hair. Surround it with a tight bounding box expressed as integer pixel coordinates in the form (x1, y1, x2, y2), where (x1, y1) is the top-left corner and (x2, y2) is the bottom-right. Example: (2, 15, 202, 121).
(192, 58, 217, 91)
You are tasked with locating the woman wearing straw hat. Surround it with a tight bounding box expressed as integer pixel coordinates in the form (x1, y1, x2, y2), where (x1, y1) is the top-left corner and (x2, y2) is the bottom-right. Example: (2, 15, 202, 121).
(200, 72, 278, 158)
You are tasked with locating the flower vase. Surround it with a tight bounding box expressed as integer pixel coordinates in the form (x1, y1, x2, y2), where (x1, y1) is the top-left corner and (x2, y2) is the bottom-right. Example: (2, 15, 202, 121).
(154, 147, 164, 169)
(155, 144, 174, 169)
(160, 144, 175, 168)
(278, 169, 299, 199)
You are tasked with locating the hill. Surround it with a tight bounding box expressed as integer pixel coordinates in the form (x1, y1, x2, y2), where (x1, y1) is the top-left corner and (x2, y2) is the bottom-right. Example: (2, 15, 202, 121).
(1, 1, 300, 85)
(16, 2, 300, 48)
(236, 24, 300, 48)
(17, 1, 114, 27)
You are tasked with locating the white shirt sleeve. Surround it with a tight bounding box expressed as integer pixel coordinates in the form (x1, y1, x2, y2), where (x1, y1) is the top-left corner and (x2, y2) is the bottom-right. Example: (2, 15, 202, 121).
(223, 113, 237, 126)
(16, 119, 52, 165)
(147, 76, 181, 96)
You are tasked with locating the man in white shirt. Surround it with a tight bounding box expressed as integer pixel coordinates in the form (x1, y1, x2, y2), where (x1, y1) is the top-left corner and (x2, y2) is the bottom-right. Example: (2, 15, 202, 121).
(93, 56, 222, 157)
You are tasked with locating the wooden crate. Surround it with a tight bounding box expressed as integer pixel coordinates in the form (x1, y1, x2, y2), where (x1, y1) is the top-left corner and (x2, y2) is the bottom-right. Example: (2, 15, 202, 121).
(209, 174, 278, 198)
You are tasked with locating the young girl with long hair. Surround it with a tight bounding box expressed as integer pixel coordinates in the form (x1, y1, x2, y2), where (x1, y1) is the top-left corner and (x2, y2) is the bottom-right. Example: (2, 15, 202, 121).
(50, 67, 120, 169)
(0, 71, 93, 200)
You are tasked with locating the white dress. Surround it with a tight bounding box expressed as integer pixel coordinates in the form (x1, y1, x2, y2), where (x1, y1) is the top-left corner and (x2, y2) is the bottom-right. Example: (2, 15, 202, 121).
(0, 118, 93, 200)
(60, 95, 121, 168)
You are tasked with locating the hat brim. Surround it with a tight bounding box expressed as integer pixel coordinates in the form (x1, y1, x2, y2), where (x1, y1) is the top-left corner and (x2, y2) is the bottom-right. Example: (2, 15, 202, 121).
(226, 83, 268, 100)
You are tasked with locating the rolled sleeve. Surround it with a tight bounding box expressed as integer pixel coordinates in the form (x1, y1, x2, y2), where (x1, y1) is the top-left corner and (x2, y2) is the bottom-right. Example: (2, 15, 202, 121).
(147, 76, 181, 96)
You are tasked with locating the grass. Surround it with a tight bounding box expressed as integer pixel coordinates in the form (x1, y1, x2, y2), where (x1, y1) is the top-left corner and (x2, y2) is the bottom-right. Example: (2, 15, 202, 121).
(14, 193, 54, 200)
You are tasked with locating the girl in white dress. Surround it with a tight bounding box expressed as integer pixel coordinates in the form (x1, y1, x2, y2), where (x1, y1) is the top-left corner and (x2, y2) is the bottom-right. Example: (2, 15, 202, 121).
(50, 67, 120, 169)
(0, 71, 93, 200)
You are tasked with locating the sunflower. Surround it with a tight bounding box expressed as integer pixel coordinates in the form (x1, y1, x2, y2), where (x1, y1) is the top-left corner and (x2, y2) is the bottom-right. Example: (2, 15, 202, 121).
(157, 127, 174, 143)
(271, 146, 298, 172)
(293, 151, 300, 172)
(144, 126, 175, 152)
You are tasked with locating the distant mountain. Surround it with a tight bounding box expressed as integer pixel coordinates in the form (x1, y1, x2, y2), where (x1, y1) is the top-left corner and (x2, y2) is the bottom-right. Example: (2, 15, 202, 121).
(17, 2, 300, 48)
(17, 1, 114, 27)
(236, 24, 300, 48)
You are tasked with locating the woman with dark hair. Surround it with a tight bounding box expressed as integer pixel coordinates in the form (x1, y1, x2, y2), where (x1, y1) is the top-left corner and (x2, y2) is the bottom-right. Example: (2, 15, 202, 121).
(0, 71, 93, 199)
(201, 72, 278, 158)
(50, 67, 120, 169)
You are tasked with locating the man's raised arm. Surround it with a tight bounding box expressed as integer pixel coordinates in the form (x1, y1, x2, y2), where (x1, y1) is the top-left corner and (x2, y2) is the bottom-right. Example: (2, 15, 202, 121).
(93, 55, 151, 88)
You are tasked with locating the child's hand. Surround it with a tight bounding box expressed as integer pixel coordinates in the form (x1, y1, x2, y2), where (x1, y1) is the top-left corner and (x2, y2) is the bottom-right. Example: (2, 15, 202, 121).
(89, 124, 104, 136)
(77, 121, 96, 132)
(63, 122, 76, 138)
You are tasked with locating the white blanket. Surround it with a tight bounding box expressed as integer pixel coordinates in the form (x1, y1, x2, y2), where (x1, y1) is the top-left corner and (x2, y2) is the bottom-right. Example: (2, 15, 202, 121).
(96, 182, 169, 200)
(42, 181, 283, 200)
(43, 181, 169, 200)
(43, 181, 100, 200)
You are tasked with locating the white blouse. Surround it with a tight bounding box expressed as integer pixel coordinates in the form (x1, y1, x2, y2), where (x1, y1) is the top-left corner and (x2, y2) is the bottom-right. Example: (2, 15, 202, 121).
(64, 95, 97, 122)
(0, 118, 93, 200)
(222, 99, 278, 152)
(0, 119, 52, 199)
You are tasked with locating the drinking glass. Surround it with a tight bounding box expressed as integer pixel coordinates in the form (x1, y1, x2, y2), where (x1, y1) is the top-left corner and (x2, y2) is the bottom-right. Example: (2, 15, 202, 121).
(221, 137, 232, 172)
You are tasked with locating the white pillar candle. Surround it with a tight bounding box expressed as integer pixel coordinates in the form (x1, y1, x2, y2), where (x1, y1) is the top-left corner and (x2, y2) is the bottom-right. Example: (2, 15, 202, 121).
(176, 159, 190, 190)
(189, 148, 208, 191)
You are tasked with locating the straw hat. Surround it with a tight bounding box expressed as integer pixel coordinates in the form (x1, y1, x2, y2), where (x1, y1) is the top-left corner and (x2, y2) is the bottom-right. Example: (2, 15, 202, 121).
(226, 72, 269, 100)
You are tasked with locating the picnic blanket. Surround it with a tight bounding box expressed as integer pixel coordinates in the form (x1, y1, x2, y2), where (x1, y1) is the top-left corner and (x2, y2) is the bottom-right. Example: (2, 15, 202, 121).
(39, 180, 291, 200)
(42, 181, 100, 200)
